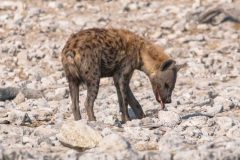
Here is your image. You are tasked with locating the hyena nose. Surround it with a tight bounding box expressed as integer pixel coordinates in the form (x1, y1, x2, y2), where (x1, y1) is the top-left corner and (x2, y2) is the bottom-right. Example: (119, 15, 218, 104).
(165, 98, 171, 103)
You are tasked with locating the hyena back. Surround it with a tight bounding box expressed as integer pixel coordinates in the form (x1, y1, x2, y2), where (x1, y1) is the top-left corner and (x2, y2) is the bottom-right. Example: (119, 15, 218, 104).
(61, 28, 182, 123)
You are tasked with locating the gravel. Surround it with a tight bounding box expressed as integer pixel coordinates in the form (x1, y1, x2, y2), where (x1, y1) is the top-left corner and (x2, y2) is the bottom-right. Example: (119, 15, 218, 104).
(0, 0, 240, 159)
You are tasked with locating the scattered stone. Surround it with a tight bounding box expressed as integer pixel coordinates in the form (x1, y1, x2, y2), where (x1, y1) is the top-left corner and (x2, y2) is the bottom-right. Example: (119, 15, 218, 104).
(126, 119, 142, 127)
(158, 111, 181, 127)
(206, 105, 223, 116)
(99, 133, 130, 152)
(198, 3, 240, 23)
(134, 141, 158, 151)
(215, 116, 234, 130)
(54, 87, 69, 100)
(181, 116, 208, 127)
(158, 132, 187, 152)
(13, 91, 25, 104)
(143, 152, 172, 160)
(161, 20, 176, 29)
(214, 97, 234, 111)
(57, 120, 102, 149)
(0, 1, 22, 10)
(48, 1, 63, 9)
(226, 125, 240, 140)
(123, 2, 139, 12)
(22, 136, 34, 145)
(7, 109, 29, 125)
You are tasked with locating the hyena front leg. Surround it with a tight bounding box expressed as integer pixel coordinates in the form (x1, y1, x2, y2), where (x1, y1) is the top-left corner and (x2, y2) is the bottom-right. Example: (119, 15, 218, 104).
(69, 80, 81, 120)
(115, 71, 133, 123)
(114, 76, 145, 119)
(127, 86, 145, 119)
(85, 78, 100, 121)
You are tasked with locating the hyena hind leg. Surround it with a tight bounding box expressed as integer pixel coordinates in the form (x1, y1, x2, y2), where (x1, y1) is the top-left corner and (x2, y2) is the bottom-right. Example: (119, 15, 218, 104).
(69, 80, 81, 120)
(85, 79, 100, 121)
(113, 76, 124, 115)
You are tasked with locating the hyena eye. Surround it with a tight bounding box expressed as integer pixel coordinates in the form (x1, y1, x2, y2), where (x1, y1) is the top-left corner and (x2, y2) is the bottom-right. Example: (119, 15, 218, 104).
(164, 83, 169, 89)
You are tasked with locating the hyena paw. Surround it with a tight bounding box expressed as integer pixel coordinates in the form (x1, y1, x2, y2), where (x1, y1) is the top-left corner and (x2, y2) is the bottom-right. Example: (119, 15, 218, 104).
(88, 116, 96, 121)
(121, 114, 131, 123)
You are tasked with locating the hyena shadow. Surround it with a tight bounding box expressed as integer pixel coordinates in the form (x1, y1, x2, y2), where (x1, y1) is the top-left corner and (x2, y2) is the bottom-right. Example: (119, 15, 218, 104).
(128, 108, 159, 119)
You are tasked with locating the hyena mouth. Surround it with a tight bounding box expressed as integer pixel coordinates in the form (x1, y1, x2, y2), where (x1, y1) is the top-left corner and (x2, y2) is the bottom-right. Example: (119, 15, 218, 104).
(155, 87, 165, 109)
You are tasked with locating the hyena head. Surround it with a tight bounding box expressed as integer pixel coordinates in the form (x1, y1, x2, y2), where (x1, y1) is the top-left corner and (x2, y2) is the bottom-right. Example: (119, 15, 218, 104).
(150, 59, 182, 109)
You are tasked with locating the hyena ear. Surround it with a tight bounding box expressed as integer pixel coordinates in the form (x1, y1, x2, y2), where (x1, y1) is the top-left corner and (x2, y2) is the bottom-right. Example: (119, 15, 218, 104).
(160, 59, 176, 71)
(176, 63, 187, 71)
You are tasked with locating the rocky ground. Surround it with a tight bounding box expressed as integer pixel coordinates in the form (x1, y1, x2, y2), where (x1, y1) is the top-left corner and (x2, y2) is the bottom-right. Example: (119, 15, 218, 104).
(0, 0, 240, 159)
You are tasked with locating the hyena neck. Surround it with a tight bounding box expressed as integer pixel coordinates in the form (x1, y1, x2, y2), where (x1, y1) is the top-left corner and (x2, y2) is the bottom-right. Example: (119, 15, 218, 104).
(139, 42, 171, 76)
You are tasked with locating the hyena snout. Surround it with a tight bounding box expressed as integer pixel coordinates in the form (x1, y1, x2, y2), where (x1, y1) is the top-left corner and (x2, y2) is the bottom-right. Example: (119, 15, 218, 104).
(164, 97, 172, 103)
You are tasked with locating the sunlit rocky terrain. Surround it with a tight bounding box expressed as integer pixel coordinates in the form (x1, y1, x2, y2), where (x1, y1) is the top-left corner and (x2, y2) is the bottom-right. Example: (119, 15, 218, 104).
(0, 0, 239, 159)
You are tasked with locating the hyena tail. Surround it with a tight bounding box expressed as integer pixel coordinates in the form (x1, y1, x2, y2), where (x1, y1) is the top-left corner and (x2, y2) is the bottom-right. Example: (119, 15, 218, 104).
(64, 50, 84, 84)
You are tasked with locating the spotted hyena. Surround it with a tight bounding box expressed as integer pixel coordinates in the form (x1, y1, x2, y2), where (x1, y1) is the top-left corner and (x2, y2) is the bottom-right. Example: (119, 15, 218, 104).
(61, 28, 183, 123)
